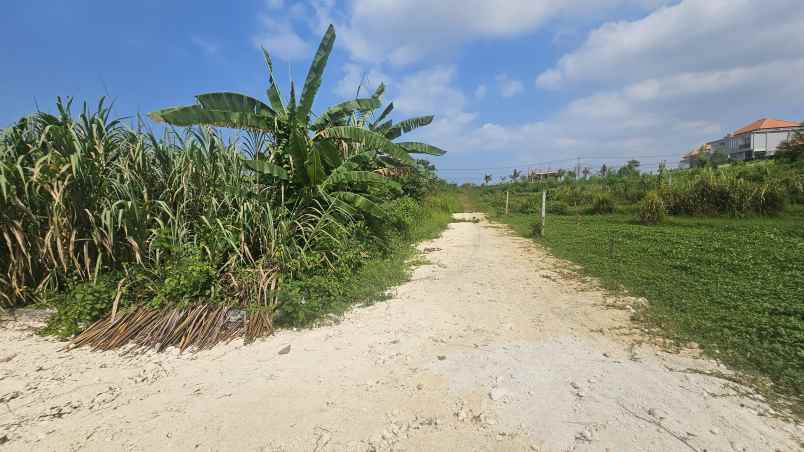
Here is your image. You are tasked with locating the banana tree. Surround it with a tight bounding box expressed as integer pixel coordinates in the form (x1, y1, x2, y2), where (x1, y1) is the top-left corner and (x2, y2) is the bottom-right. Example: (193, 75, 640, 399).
(149, 25, 444, 216)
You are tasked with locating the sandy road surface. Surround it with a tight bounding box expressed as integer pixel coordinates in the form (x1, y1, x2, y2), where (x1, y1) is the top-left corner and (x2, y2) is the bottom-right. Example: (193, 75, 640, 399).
(1, 213, 801, 451)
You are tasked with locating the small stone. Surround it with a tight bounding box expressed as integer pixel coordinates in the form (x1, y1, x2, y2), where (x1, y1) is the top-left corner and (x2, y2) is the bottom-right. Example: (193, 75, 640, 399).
(0, 391, 21, 404)
(489, 387, 509, 401)
(570, 381, 580, 390)
(709, 428, 719, 435)
(416, 383, 424, 390)
(602, 352, 610, 357)
(437, 355, 446, 361)
(647, 408, 657, 417)
(576, 429, 593, 442)
(278, 345, 291, 355)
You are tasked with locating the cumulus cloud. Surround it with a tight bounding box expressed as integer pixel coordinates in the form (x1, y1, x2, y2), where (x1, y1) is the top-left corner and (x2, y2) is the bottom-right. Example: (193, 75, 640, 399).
(252, 15, 311, 61)
(334, 63, 390, 99)
(314, 0, 668, 65)
(496, 74, 524, 98)
(411, 55, 804, 177)
(474, 84, 488, 100)
(250, 0, 804, 180)
(536, 0, 804, 88)
(392, 66, 467, 116)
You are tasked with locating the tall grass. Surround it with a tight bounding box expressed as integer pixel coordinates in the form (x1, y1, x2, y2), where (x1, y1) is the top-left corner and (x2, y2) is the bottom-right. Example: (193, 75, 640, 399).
(1, 98, 450, 349)
(477, 161, 802, 218)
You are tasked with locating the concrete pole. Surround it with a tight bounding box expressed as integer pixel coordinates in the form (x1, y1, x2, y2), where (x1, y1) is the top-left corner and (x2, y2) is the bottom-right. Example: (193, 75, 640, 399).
(540, 191, 546, 234)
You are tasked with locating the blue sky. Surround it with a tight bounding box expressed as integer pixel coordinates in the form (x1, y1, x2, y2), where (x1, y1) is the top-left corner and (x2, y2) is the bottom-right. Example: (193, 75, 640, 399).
(3, 0, 803, 182)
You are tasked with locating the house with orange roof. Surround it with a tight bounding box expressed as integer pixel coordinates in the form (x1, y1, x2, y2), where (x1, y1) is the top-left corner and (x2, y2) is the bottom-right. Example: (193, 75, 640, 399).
(679, 144, 710, 169)
(681, 118, 802, 167)
(726, 118, 802, 161)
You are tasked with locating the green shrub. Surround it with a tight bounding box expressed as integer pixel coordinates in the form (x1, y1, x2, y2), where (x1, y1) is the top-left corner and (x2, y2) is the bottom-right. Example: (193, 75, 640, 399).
(589, 193, 615, 214)
(43, 274, 122, 338)
(661, 172, 786, 217)
(530, 221, 543, 237)
(751, 183, 786, 215)
(152, 252, 219, 308)
(547, 200, 569, 215)
(637, 191, 666, 225)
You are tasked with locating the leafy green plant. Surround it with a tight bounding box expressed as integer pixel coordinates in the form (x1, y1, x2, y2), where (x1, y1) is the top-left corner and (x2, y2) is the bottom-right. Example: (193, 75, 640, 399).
(148, 24, 445, 218)
(152, 252, 219, 308)
(547, 200, 569, 215)
(43, 274, 122, 338)
(530, 221, 543, 237)
(589, 193, 615, 214)
(637, 191, 666, 224)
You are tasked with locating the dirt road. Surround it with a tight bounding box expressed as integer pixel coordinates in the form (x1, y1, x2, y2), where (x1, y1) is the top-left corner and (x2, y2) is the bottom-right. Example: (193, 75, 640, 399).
(1, 213, 800, 451)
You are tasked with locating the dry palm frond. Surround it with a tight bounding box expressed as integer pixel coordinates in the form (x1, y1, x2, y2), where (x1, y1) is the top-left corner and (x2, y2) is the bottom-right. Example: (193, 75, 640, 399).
(68, 304, 271, 353)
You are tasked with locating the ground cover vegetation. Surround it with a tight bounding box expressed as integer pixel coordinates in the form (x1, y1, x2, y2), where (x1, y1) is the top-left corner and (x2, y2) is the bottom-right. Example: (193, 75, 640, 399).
(0, 25, 454, 351)
(470, 157, 804, 411)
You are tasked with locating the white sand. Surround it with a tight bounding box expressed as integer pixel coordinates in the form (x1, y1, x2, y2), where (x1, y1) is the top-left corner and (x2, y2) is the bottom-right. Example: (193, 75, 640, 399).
(1, 213, 800, 451)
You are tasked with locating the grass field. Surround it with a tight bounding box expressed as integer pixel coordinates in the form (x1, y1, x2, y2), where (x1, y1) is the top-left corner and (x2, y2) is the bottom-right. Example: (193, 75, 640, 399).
(480, 199, 804, 412)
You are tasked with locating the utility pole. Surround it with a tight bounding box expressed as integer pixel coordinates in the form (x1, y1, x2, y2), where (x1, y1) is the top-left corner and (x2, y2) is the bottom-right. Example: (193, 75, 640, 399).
(540, 190, 546, 234)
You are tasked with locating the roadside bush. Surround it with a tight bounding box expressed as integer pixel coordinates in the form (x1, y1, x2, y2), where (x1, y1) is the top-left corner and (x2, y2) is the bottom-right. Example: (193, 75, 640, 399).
(637, 191, 666, 225)
(530, 221, 543, 238)
(42, 274, 122, 338)
(661, 172, 785, 216)
(588, 193, 615, 214)
(547, 200, 569, 215)
(152, 251, 220, 308)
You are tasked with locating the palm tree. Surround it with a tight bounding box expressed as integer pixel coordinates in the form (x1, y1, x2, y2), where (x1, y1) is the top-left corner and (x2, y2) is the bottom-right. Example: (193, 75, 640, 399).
(149, 25, 445, 216)
(510, 169, 521, 182)
(483, 174, 492, 185)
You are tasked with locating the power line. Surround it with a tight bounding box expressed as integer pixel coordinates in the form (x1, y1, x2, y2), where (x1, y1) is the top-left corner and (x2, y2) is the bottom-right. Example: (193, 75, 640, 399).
(437, 153, 682, 172)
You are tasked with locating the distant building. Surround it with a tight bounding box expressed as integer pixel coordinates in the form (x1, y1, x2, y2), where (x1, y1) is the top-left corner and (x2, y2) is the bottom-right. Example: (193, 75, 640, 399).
(679, 118, 802, 167)
(727, 118, 802, 160)
(527, 169, 560, 181)
(679, 144, 711, 169)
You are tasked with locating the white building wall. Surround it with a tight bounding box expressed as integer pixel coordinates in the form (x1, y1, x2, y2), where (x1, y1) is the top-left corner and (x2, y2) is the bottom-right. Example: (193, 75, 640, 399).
(752, 129, 798, 155)
(766, 131, 792, 154)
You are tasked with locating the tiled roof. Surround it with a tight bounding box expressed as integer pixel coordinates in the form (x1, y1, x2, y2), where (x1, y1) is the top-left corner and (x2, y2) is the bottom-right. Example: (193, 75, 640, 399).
(733, 118, 800, 135)
(682, 144, 708, 159)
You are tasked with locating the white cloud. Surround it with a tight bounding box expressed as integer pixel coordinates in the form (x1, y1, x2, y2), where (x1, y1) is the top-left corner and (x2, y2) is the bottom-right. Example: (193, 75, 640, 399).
(190, 35, 221, 56)
(474, 84, 488, 100)
(496, 74, 524, 98)
(316, 0, 668, 65)
(393, 66, 466, 116)
(334, 63, 390, 99)
(249, 0, 804, 180)
(252, 16, 311, 61)
(537, 0, 804, 89)
(412, 55, 804, 177)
